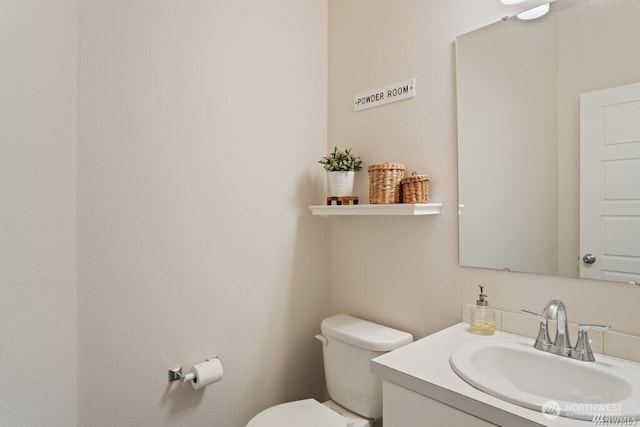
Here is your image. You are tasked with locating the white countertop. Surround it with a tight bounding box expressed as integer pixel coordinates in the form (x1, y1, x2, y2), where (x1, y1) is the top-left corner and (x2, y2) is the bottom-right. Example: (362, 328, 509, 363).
(371, 323, 598, 427)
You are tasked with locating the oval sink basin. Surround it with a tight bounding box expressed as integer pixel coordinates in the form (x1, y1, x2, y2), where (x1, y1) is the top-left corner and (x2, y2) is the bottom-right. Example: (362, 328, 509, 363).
(450, 338, 640, 421)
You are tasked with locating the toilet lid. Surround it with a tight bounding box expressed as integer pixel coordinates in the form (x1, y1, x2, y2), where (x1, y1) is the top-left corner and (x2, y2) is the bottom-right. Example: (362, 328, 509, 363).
(247, 399, 350, 427)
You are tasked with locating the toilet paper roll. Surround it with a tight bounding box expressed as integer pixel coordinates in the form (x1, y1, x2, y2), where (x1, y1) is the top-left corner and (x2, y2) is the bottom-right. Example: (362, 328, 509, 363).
(190, 358, 223, 390)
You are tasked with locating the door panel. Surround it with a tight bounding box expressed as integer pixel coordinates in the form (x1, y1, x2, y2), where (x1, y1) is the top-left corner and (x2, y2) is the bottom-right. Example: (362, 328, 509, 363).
(580, 82, 640, 282)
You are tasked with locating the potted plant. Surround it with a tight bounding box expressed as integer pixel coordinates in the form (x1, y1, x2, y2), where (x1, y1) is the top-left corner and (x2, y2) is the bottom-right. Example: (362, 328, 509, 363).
(318, 147, 363, 197)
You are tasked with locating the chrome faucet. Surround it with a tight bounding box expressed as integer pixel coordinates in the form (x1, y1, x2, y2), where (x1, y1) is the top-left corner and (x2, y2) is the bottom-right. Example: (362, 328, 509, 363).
(543, 300, 571, 355)
(522, 300, 610, 362)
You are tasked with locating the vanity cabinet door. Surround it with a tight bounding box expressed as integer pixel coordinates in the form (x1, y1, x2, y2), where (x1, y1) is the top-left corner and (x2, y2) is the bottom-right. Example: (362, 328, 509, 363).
(382, 381, 497, 427)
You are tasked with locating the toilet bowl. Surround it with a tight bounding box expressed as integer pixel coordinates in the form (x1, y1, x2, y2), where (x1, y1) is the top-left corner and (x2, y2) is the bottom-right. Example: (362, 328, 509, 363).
(247, 398, 371, 427)
(246, 314, 413, 427)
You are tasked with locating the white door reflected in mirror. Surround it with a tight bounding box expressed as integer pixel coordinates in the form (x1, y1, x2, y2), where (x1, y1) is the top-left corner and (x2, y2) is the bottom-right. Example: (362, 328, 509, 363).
(580, 82, 640, 282)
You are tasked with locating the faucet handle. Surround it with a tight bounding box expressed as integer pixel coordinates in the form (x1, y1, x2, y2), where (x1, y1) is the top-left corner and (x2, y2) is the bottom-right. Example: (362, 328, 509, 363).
(521, 309, 543, 320)
(521, 309, 551, 350)
(572, 324, 611, 362)
(577, 324, 610, 332)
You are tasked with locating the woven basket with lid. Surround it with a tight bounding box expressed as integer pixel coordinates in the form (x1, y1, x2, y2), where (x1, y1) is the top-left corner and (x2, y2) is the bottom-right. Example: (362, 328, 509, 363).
(368, 162, 406, 204)
(401, 172, 430, 203)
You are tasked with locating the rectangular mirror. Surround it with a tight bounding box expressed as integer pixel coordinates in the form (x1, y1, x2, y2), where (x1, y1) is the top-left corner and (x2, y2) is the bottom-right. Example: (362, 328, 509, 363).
(456, 0, 640, 283)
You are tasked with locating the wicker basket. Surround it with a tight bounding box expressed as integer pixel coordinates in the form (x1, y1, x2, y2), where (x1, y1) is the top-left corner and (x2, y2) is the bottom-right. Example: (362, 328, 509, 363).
(401, 172, 430, 203)
(368, 162, 406, 204)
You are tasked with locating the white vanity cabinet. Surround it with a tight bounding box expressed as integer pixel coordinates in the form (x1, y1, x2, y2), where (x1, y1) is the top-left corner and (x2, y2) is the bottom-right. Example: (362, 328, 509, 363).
(371, 323, 593, 427)
(382, 380, 497, 426)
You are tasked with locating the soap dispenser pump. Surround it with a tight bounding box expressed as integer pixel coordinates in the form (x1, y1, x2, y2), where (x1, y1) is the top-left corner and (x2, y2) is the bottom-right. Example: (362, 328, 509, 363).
(470, 285, 496, 335)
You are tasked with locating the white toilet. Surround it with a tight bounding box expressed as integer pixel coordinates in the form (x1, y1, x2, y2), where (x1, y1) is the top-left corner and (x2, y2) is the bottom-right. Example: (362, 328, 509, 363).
(247, 314, 413, 427)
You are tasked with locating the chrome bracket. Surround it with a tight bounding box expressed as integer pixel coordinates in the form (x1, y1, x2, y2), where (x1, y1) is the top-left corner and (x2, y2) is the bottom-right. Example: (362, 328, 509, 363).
(168, 366, 195, 383)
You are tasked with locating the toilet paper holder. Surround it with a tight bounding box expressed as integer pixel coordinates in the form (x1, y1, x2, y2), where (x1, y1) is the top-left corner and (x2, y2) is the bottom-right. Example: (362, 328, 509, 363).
(168, 356, 218, 383)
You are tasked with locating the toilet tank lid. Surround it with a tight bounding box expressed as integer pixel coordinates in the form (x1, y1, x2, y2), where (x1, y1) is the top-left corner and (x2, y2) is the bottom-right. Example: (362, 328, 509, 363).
(321, 314, 413, 352)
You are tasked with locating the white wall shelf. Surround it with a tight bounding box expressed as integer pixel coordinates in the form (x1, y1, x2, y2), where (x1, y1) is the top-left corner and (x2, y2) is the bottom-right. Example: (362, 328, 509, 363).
(309, 203, 442, 216)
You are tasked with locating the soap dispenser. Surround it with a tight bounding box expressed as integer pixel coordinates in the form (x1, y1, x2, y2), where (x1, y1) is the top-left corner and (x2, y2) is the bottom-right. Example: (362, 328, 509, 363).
(470, 285, 496, 335)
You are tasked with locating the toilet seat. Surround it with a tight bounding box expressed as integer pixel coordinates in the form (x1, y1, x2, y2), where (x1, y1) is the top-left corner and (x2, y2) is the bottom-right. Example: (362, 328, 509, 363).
(247, 399, 351, 427)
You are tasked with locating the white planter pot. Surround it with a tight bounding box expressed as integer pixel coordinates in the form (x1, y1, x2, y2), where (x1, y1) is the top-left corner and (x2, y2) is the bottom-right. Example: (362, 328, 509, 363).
(327, 171, 355, 196)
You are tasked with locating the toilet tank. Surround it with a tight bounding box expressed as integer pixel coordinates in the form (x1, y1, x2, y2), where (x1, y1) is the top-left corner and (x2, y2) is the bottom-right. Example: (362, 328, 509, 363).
(319, 314, 413, 419)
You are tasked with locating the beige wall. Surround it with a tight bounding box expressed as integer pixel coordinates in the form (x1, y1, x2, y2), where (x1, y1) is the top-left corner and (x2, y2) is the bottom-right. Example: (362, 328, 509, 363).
(0, 1, 78, 425)
(327, 0, 640, 340)
(78, 1, 328, 426)
(5, 1, 640, 426)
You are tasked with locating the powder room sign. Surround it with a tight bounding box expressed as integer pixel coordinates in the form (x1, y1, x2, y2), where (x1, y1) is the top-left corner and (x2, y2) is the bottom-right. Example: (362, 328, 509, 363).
(353, 78, 416, 111)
